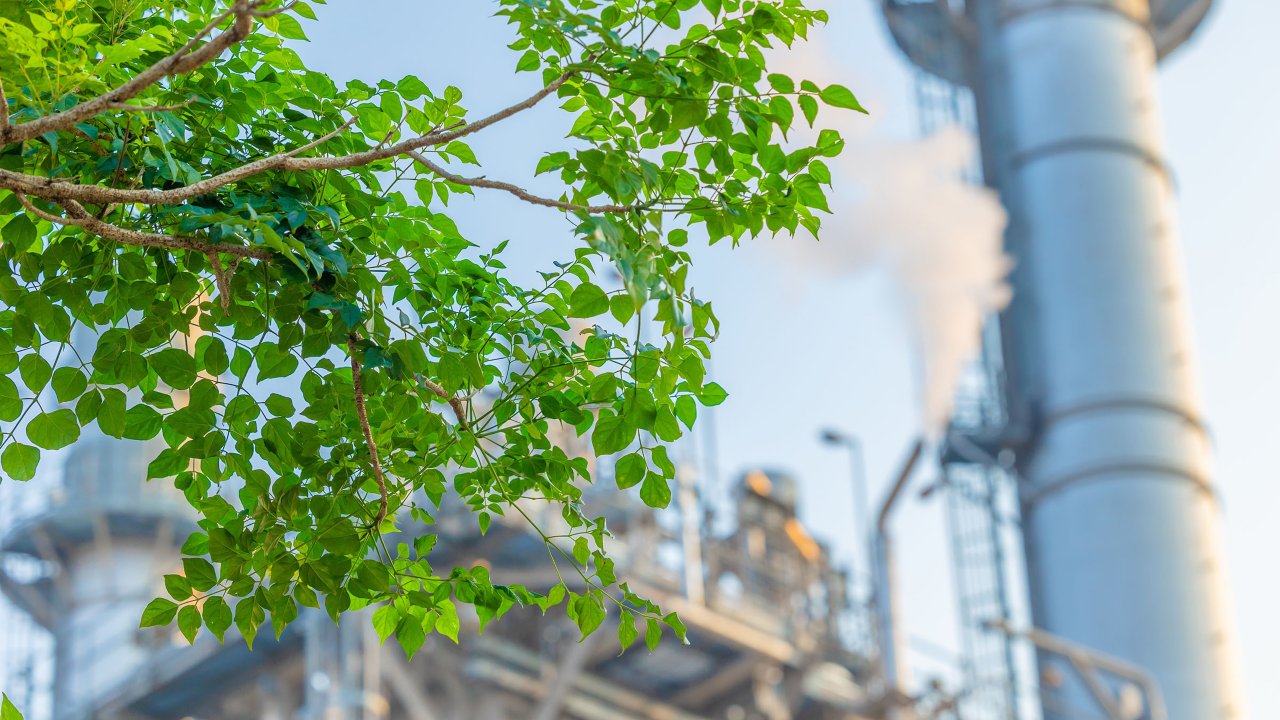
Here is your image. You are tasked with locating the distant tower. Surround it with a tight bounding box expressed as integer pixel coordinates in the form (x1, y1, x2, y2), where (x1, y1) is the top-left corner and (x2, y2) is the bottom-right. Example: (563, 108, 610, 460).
(0, 365, 192, 719)
(880, 1, 1242, 719)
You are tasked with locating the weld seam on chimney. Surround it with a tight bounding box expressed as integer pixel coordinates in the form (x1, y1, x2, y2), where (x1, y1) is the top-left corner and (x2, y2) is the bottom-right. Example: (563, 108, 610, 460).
(1021, 461, 1218, 512)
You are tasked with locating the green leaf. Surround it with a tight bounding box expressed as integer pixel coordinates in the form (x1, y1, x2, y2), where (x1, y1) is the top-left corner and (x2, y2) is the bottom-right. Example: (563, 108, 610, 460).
(674, 395, 697, 428)
(398, 612, 427, 660)
(436, 600, 461, 643)
(568, 283, 609, 318)
(664, 612, 689, 644)
(183, 557, 218, 592)
(51, 366, 87, 403)
(798, 94, 818, 126)
(614, 452, 645, 489)
(767, 73, 795, 94)
(372, 603, 400, 644)
(2, 693, 24, 720)
(618, 610, 639, 652)
(27, 409, 80, 450)
(572, 594, 605, 639)
(98, 389, 127, 438)
(645, 617, 663, 651)
(640, 473, 671, 509)
(1, 444, 39, 481)
(0, 376, 22, 422)
(140, 597, 178, 628)
(203, 596, 233, 641)
(820, 84, 867, 113)
(2, 214, 38, 251)
(591, 412, 634, 456)
(123, 404, 164, 441)
(150, 348, 197, 389)
(165, 573, 193, 601)
(177, 605, 202, 644)
(255, 344, 299, 381)
(318, 518, 361, 555)
(609, 294, 636, 325)
(18, 354, 51, 394)
(698, 382, 728, 407)
(516, 49, 540, 72)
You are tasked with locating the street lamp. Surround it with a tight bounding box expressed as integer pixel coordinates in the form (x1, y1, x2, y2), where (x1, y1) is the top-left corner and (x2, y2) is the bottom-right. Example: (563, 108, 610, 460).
(819, 427, 871, 580)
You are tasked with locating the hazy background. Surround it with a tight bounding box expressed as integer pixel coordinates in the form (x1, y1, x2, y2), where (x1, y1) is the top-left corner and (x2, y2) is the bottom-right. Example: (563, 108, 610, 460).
(295, 1, 1278, 716)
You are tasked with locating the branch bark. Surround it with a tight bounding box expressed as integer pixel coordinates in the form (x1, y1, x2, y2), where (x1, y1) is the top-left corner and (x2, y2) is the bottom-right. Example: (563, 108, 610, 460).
(348, 335, 390, 528)
(0, 69, 574, 207)
(421, 377, 470, 432)
(16, 193, 273, 261)
(409, 152, 639, 215)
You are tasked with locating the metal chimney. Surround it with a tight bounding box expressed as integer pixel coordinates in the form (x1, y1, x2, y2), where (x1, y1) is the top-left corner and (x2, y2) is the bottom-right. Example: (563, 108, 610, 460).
(880, 1, 1242, 718)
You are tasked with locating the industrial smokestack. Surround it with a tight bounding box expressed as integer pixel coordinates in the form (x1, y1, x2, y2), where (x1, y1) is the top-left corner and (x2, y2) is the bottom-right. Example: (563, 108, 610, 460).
(882, 0, 1243, 718)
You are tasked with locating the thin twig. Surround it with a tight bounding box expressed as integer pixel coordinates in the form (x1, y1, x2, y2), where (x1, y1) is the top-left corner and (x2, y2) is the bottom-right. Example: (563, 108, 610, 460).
(107, 97, 197, 113)
(409, 151, 639, 214)
(420, 377, 470, 432)
(0, 76, 9, 129)
(348, 334, 390, 527)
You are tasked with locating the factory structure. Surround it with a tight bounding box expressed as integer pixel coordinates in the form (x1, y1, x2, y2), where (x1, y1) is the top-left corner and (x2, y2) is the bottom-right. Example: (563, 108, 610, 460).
(0, 0, 1243, 719)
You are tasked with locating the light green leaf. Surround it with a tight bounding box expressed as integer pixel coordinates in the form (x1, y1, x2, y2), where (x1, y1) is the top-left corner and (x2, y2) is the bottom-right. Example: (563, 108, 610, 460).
(1, 443, 39, 481)
(569, 283, 609, 318)
(591, 412, 634, 456)
(373, 603, 400, 644)
(614, 452, 645, 489)
(640, 473, 671, 509)
(178, 605, 202, 644)
(27, 409, 80, 450)
(820, 83, 867, 113)
(2, 693, 24, 720)
(140, 597, 178, 628)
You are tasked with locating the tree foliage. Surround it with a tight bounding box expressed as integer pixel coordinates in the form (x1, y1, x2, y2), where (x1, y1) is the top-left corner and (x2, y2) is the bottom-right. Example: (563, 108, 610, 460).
(0, 0, 861, 666)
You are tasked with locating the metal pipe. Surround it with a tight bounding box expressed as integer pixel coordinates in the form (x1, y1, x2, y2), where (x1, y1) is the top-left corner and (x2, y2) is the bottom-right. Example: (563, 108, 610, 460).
(819, 430, 872, 593)
(872, 437, 925, 718)
(986, 619, 1168, 720)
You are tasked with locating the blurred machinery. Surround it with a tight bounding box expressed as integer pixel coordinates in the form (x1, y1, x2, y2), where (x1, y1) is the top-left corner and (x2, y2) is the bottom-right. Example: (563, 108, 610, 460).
(0, 401, 875, 720)
(881, 1, 1241, 719)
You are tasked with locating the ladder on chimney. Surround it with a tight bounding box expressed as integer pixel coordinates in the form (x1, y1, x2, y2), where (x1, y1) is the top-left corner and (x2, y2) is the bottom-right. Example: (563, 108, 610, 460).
(913, 66, 1026, 720)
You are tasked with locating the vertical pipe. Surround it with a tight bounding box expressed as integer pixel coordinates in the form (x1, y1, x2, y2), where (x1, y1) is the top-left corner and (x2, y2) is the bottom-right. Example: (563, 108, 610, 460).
(969, 1, 1244, 717)
(872, 438, 924, 718)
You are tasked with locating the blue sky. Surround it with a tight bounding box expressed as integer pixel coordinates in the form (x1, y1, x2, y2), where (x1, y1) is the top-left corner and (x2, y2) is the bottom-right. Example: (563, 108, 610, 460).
(298, 1, 1278, 716)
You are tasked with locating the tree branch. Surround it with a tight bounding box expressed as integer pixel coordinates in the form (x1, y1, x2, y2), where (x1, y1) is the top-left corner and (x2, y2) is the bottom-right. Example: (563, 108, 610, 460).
(16, 194, 273, 261)
(420, 377, 471, 432)
(0, 77, 9, 131)
(348, 335, 390, 527)
(408, 151, 639, 214)
(0, 1, 262, 146)
(0, 64, 570, 207)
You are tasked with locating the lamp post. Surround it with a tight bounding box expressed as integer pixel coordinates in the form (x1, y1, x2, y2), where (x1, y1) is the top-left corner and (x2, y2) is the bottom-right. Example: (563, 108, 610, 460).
(819, 428, 871, 584)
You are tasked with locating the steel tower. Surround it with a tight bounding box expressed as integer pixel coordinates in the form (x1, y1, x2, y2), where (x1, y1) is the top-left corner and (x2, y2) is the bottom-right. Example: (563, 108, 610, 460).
(880, 1, 1242, 718)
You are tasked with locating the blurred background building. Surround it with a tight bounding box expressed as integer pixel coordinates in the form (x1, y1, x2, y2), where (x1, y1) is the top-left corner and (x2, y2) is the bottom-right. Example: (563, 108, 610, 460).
(0, 0, 1255, 719)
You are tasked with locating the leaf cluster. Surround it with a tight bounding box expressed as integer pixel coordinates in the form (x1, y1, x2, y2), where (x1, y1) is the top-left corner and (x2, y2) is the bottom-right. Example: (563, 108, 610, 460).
(0, 0, 860, 655)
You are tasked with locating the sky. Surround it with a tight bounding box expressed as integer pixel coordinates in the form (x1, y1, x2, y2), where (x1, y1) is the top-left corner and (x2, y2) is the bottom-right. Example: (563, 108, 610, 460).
(293, 1, 1280, 716)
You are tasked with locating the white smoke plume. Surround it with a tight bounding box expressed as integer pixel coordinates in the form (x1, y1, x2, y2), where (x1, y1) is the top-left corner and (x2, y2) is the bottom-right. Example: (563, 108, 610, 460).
(758, 2, 1013, 434)
(800, 127, 1011, 433)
